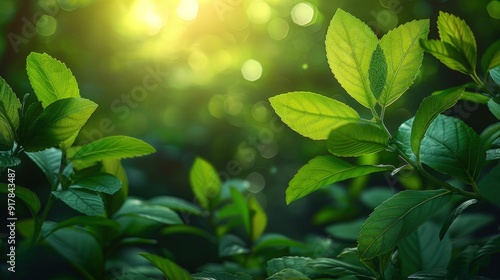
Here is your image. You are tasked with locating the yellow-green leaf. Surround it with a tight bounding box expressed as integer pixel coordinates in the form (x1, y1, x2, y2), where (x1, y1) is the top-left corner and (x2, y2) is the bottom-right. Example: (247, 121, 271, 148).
(189, 157, 221, 209)
(420, 39, 470, 74)
(327, 123, 390, 157)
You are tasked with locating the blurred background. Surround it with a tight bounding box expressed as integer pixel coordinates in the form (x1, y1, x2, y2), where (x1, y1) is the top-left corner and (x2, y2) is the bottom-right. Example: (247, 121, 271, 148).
(1, 0, 499, 240)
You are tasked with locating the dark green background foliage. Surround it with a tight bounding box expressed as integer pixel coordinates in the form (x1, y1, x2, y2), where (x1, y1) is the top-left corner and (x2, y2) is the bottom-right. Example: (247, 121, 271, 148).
(0, 0, 500, 279)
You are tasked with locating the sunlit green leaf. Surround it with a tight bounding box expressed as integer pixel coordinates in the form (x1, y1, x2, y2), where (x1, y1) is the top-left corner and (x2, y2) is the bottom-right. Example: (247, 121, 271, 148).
(369, 44, 387, 100)
(219, 234, 249, 257)
(379, 19, 429, 106)
(327, 123, 390, 157)
(398, 222, 452, 276)
(326, 9, 378, 108)
(461, 91, 490, 104)
(52, 188, 104, 216)
(140, 253, 192, 280)
(71, 136, 155, 167)
(249, 195, 267, 241)
(440, 199, 478, 239)
(0, 183, 41, 214)
(481, 40, 500, 72)
(267, 269, 310, 280)
(73, 172, 121, 195)
(148, 196, 202, 215)
(189, 157, 221, 209)
(286, 155, 392, 204)
(308, 258, 374, 278)
(23, 98, 97, 152)
(358, 189, 452, 260)
(114, 198, 183, 225)
(269, 91, 359, 140)
(420, 39, 470, 74)
(478, 163, 500, 207)
(101, 158, 128, 217)
(437, 12, 477, 73)
(0, 77, 21, 150)
(43, 222, 103, 279)
(254, 234, 306, 252)
(411, 87, 464, 159)
(26, 52, 80, 108)
(420, 114, 486, 183)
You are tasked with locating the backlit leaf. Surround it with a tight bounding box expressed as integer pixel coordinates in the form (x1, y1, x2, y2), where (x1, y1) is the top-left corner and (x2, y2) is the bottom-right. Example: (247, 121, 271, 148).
(411, 87, 464, 159)
(286, 155, 392, 204)
(379, 19, 429, 106)
(326, 9, 378, 108)
(26, 52, 80, 107)
(52, 188, 104, 216)
(327, 122, 390, 157)
(189, 157, 221, 209)
(249, 195, 267, 241)
(420, 39, 470, 74)
(358, 189, 452, 260)
(0, 77, 21, 149)
(269, 91, 359, 140)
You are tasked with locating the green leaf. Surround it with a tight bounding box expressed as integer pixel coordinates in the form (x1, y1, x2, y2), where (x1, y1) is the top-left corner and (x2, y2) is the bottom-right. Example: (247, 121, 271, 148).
(267, 269, 310, 280)
(437, 12, 477, 73)
(419, 114, 486, 183)
(189, 157, 221, 209)
(219, 234, 249, 257)
(140, 253, 193, 280)
(254, 234, 306, 252)
(249, 195, 267, 241)
(269, 91, 359, 140)
(360, 187, 396, 209)
(407, 269, 448, 279)
(326, 219, 365, 241)
(286, 155, 392, 204)
(0, 155, 21, 167)
(26, 148, 61, 185)
(478, 163, 500, 207)
(448, 213, 495, 238)
(114, 198, 183, 225)
(101, 158, 128, 217)
(398, 222, 452, 276)
(43, 222, 103, 279)
(369, 44, 387, 100)
(480, 122, 500, 149)
(307, 258, 374, 278)
(411, 87, 464, 159)
(487, 98, 500, 120)
(461, 91, 490, 104)
(358, 189, 452, 260)
(73, 172, 121, 194)
(481, 40, 500, 72)
(420, 39, 470, 74)
(71, 136, 156, 167)
(17, 100, 43, 146)
(44, 215, 120, 238)
(487, 148, 500, 160)
(394, 118, 416, 161)
(0, 77, 21, 149)
(23, 98, 97, 151)
(193, 272, 252, 280)
(440, 199, 478, 239)
(148, 196, 202, 215)
(26, 52, 80, 107)
(0, 183, 41, 214)
(326, 9, 378, 108)
(470, 235, 500, 273)
(327, 122, 390, 157)
(267, 257, 318, 278)
(52, 188, 104, 216)
(378, 19, 429, 106)
(230, 187, 251, 237)
(490, 65, 500, 85)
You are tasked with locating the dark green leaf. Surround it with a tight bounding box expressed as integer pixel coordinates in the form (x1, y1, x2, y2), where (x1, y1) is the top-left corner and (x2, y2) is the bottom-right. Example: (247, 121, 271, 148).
(114, 198, 183, 225)
(470, 235, 500, 273)
(490, 65, 500, 85)
(189, 157, 221, 209)
(23, 98, 97, 151)
(161, 225, 213, 241)
(448, 213, 495, 238)
(71, 136, 156, 168)
(327, 123, 390, 157)
(17, 100, 43, 146)
(480, 122, 500, 149)
(379, 19, 429, 106)
(486, 148, 500, 160)
(448, 245, 480, 279)
(267, 269, 310, 280)
(420, 39, 470, 74)
(286, 155, 392, 204)
(326, 219, 365, 241)
(369, 44, 387, 100)
(0, 183, 41, 214)
(440, 199, 478, 239)
(0, 155, 21, 167)
(219, 234, 249, 257)
(307, 257, 374, 278)
(140, 253, 192, 280)
(411, 87, 464, 159)
(394, 118, 416, 161)
(267, 257, 314, 278)
(44, 215, 120, 238)
(487, 99, 500, 120)
(358, 190, 452, 260)
(398, 222, 452, 276)
(26, 148, 61, 185)
(269, 91, 359, 140)
(26, 52, 80, 107)
(254, 234, 306, 252)
(101, 158, 128, 217)
(420, 114, 486, 184)
(481, 40, 500, 72)
(43, 222, 103, 279)
(53, 188, 104, 216)
(148, 196, 202, 215)
(74, 172, 121, 194)
(360, 187, 396, 209)
(193, 271, 252, 280)
(437, 12, 477, 73)
(407, 269, 448, 279)
(326, 9, 378, 108)
(230, 187, 251, 237)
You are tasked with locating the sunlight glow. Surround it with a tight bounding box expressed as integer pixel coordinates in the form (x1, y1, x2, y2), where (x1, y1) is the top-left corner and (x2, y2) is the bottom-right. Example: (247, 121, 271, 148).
(176, 0, 199, 21)
(241, 59, 263, 81)
(124, 0, 168, 36)
(291, 2, 315, 26)
(247, 0, 272, 24)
